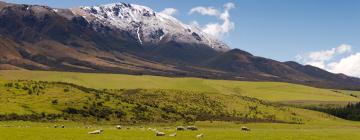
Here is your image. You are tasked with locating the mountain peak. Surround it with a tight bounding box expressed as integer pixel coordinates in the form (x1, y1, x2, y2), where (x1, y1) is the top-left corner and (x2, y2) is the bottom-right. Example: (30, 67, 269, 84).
(79, 2, 156, 21)
(72, 2, 229, 51)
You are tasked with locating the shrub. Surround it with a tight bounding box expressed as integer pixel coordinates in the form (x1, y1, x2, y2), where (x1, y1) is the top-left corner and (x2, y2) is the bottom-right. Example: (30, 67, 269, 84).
(51, 99, 58, 105)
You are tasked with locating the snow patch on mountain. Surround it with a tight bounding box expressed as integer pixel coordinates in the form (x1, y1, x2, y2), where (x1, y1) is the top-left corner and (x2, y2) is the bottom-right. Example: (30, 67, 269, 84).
(136, 27, 142, 45)
(71, 2, 229, 51)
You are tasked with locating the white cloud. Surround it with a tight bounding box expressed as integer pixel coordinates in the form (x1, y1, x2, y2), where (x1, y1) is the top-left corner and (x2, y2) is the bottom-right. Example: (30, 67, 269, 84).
(306, 44, 352, 62)
(189, 7, 220, 16)
(160, 8, 178, 16)
(189, 2, 235, 38)
(327, 53, 360, 77)
(224, 2, 235, 10)
(296, 44, 360, 77)
(307, 48, 336, 63)
(336, 44, 352, 54)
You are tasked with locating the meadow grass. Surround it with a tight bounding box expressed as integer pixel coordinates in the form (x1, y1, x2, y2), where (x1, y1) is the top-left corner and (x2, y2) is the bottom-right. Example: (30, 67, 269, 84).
(1, 121, 360, 140)
(1, 70, 360, 139)
(0, 70, 358, 103)
(0, 80, 331, 124)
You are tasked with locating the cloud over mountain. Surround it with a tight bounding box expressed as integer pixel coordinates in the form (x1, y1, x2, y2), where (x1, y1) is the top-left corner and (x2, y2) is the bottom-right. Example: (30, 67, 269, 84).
(297, 44, 360, 77)
(328, 53, 360, 77)
(160, 8, 178, 16)
(189, 2, 235, 38)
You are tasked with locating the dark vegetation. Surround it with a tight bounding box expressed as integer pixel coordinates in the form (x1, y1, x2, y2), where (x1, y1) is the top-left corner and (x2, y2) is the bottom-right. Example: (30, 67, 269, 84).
(0, 80, 300, 124)
(306, 102, 360, 121)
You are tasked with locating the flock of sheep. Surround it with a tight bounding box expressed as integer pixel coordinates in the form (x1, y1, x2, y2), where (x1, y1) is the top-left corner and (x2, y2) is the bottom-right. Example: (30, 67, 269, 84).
(85, 125, 251, 138)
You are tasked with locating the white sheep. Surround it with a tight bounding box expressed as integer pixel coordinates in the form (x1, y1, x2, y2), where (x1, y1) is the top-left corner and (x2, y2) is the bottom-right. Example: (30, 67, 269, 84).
(88, 129, 104, 134)
(196, 133, 204, 138)
(156, 131, 166, 136)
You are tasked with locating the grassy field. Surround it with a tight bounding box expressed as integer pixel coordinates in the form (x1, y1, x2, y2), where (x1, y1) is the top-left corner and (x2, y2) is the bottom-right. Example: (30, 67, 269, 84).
(0, 80, 333, 124)
(1, 121, 360, 140)
(1, 70, 360, 139)
(0, 70, 358, 104)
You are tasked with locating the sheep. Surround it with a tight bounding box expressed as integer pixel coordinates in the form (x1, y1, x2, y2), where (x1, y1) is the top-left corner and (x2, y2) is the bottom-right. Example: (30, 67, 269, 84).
(60, 125, 65, 128)
(156, 131, 166, 136)
(241, 126, 251, 131)
(169, 133, 177, 137)
(88, 129, 104, 134)
(116, 125, 122, 129)
(54, 125, 58, 128)
(196, 133, 204, 138)
(176, 126, 185, 131)
(187, 126, 198, 131)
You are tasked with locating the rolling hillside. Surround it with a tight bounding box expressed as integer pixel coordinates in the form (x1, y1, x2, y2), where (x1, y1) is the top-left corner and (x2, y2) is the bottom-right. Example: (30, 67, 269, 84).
(0, 70, 360, 139)
(0, 70, 358, 104)
(0, 70, 356, 125)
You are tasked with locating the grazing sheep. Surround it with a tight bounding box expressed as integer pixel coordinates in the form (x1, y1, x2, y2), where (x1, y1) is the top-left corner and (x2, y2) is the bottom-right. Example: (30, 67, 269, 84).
(169, 133, 177, 137)
(116, 125, 122, 129)
(187, 126, 198, 131)
(196, 133, 204, 138)
(176, 126, 185, 131)
(156, 131, 166, 136)
(54, 125, 58, 128)
(241, 126, 251, 131)
(60, 125, 65, 128)
(88, 129, 104, 134)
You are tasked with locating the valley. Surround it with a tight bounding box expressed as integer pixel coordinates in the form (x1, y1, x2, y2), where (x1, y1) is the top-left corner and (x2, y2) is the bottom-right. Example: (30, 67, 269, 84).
(0, 70, 359, 139)
(0, 1, 359, 139)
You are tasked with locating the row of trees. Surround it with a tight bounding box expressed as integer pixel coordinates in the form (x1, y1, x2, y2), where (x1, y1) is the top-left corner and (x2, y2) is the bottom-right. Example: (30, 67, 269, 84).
(307, 102, 360, 121)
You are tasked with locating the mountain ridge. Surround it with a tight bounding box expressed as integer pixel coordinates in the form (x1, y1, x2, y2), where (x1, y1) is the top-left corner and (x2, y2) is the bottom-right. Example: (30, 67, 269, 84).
(0, 2, 360, 90)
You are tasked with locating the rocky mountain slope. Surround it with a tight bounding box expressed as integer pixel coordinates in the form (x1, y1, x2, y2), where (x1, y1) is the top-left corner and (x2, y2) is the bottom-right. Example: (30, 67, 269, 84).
(0, 2, 359, 90)
(72, 3, 229, 51)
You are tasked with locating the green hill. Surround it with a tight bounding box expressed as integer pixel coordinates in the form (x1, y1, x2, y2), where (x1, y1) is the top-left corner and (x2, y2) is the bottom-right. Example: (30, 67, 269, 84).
(1, 70, 360, 140)
(0, 70, 358, 104)
(0, 70, 358, 123)
(0, 80, 332, 124)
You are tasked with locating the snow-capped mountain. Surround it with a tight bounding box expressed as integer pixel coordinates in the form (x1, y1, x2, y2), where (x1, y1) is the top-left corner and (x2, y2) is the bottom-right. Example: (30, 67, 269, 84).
(70, 3, 229, 52)
(1, 1, 360, 90)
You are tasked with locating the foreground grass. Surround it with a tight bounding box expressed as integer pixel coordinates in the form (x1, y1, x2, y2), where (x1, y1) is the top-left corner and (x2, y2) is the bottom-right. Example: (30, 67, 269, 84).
(0, 70, 358, 104)
(1, 121, 360, 140)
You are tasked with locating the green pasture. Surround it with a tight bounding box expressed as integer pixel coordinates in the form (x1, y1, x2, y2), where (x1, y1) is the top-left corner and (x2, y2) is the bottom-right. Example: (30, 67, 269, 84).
(0, 70, 358, 103)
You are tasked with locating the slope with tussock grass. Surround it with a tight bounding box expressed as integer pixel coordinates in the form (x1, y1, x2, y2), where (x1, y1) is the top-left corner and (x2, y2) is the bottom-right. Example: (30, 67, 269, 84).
(0, 80, 339, 124)
(0, 70, 358, 105)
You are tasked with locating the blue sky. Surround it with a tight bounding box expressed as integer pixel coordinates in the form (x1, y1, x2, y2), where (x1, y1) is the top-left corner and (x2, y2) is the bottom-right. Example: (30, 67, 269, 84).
(4, 0, 360, 77)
